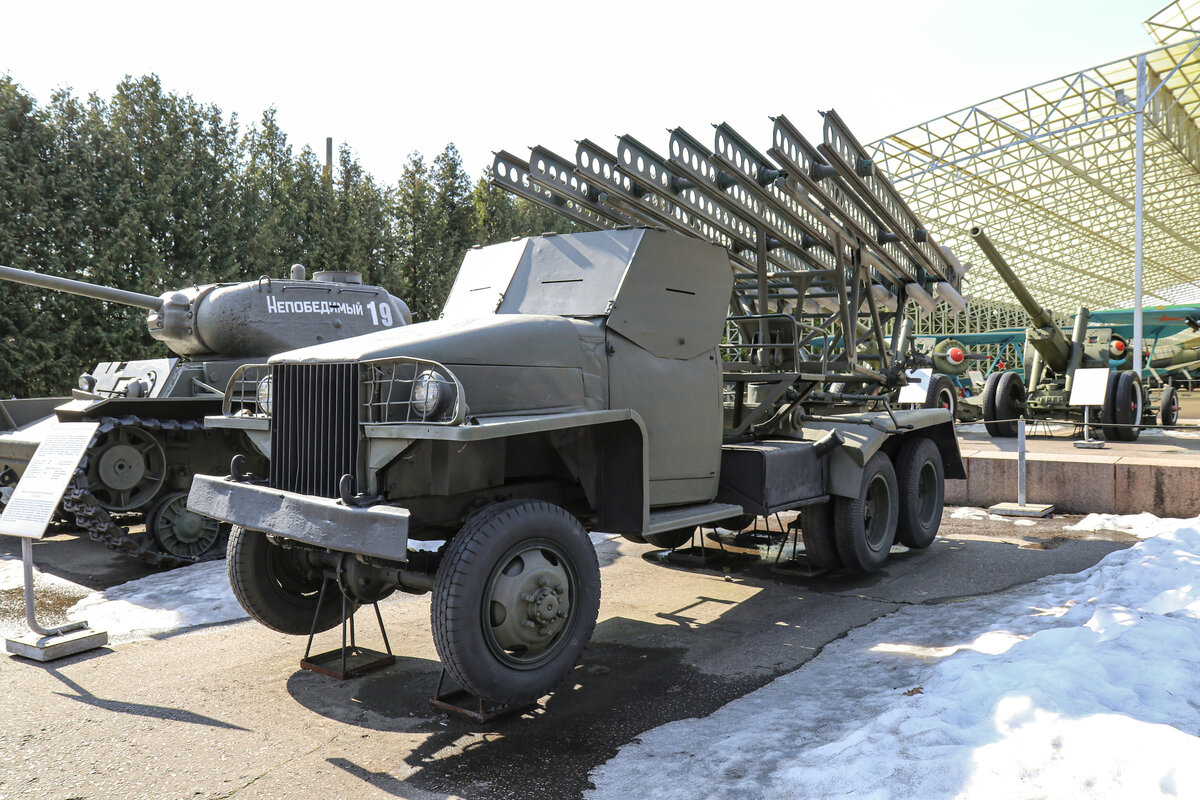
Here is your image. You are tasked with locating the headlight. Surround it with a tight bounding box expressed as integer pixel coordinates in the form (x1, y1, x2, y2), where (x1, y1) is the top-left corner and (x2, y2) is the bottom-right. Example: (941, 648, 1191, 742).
(256, 375, 273, 415)
(411, 370, 448, 419)
(78, 373, 96, 392)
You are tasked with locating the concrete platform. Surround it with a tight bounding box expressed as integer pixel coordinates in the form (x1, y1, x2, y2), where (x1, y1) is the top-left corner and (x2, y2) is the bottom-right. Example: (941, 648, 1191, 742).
(950, 414, 1200, 516)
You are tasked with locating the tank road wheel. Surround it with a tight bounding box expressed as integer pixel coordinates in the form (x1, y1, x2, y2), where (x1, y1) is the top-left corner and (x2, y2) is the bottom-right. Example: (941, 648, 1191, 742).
(227, 526, 352, 635)
(799, 502, 842, 571)
(1161, 385, 1180, 427)
(432, 500, 601, 705)
(834, 451, 899, 573)
(894, 438, 945, 549)
(982, 371, 1024, 438)
(644, 527, 696, 550)
(86, 426, 166, 511)
(147, 490, 226, 561)
(924, 374, 958, 420)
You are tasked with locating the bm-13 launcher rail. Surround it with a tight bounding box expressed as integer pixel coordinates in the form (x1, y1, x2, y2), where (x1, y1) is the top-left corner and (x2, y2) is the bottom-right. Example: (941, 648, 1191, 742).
(492, 111, 969, 413)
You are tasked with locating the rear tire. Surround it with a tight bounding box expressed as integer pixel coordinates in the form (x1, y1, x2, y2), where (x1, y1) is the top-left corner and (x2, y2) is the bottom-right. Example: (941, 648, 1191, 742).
(894, 438, 944, 549)
(1161, 385, 1179, 427)
(644, 527, 696, 550)
(431, 500, 600, 705)
(227, 526, 351, 635)
(834, 451, 899, 573)
(799, 502, 842, 571)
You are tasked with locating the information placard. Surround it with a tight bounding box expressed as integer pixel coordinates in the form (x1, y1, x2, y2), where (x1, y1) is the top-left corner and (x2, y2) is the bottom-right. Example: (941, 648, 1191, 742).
(1069, 367, 1110, 407)
(898, 368, 932, 404)
(0, 422, 98, 539)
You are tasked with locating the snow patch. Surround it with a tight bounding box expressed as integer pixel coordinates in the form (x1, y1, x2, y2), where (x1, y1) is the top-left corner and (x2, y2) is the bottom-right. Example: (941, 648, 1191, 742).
(1065, 512, 1187, 538)
(589, 515, 1200, 799)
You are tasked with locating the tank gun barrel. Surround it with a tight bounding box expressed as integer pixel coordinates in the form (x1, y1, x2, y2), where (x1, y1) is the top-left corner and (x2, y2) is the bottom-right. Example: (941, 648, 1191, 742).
(968, 228, 1053, 329)
(0, 264, 163, 311)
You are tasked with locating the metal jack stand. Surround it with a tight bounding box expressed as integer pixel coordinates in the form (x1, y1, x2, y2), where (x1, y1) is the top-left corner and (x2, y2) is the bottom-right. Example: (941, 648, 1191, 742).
(6, 538, 108, 661)
(300, 579, 395, 680)
(430, 670, 538, 723)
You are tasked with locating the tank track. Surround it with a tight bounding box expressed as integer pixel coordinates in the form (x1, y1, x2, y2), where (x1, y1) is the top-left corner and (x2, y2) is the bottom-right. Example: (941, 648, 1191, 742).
(62, 415, 226, 569)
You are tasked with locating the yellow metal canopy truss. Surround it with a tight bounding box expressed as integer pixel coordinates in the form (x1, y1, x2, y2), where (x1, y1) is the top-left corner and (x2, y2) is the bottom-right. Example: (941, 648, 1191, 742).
(871, 2, 1200, 346)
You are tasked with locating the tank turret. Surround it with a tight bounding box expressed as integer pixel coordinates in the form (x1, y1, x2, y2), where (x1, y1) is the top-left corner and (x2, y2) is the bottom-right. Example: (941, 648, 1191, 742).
(0, 264, 412, 358)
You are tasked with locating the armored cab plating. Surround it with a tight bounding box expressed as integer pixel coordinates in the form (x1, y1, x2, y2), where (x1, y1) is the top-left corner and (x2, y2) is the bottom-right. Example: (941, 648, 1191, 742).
(0, 263, 411, 565)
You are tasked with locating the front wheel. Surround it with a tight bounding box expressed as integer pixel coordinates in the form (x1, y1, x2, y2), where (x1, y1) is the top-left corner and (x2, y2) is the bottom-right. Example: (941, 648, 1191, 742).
(227, 526, 352, 635)
(644, 527, 695, 550)
(431, 500, 601, 705)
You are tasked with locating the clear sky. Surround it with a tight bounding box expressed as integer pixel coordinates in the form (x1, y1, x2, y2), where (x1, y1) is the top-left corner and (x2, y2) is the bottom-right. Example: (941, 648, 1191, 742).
(1, 0, 1169, 184)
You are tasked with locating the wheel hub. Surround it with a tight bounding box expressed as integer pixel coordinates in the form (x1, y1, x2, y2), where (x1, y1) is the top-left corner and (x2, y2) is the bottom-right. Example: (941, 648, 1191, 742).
(149, 492, 222, 559)
(487, 547, 573, 663)
(98, 444, 145, 491)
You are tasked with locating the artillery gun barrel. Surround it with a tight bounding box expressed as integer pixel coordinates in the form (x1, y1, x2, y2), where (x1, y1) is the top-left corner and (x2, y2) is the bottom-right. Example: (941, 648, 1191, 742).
(0, 264, 163, 311)
(968, 228, 1054, 329)
(969, 227, 1071, 374)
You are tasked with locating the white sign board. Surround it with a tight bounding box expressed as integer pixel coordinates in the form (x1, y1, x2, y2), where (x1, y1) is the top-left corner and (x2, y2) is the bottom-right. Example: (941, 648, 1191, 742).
(1069, 367, 1110, 407)
(898, 368, 932, 404)
(0, 422, 98, 539)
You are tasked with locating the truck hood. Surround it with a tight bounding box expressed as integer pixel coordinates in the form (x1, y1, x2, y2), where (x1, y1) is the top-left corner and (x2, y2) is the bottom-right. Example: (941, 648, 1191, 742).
(269, 314, 608, 415)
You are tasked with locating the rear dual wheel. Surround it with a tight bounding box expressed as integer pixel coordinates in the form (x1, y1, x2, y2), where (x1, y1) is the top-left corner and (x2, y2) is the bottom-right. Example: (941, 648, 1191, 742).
(982, 371, 1024, 438)
(1102, 371, 1143, 442)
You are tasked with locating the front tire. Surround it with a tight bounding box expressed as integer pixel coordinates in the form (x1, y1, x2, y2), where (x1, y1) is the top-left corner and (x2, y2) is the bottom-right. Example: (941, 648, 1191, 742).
(431, 500, 601, 705)
(834, 451, 899, 573)
(227, 526, 351, 635)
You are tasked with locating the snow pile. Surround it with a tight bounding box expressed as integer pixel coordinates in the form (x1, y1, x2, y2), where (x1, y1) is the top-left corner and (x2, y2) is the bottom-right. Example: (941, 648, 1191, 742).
(66, 560, 247, 644)
(1065, 512, 1184, 538)
(589, 515, 1200, 799)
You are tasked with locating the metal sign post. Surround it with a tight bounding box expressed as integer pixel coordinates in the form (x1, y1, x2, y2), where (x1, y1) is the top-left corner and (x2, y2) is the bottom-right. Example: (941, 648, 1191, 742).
(2, 422, 108, 661)
(989, 416, 1054, 518)
(1070, 367, 1110, 450)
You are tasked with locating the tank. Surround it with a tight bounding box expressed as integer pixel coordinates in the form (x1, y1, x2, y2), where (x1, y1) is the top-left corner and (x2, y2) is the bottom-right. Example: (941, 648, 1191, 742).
(0, 263, 412, 566)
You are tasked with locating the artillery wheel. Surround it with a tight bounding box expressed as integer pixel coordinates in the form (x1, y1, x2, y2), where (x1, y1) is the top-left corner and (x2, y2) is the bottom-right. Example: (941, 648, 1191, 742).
(983, 371, 1024, 437)
(799, 502, 842, 571)
(894, 438, 944, 549)
(1161, 385, 1180, 427)
(834, 451, 899, 573)
(644, 527, 696, 550)
(432, 500, 600, 705)
(923, 374, 958, 420)
(147, 490, 226, 561)
(227, 526, 352, 635)
(1106, 371, 1143, 442)
(86, 426, 167, 511)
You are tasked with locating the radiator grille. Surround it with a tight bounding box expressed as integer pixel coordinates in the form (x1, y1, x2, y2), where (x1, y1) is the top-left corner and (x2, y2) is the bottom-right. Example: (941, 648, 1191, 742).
(269, 363, 360, 498)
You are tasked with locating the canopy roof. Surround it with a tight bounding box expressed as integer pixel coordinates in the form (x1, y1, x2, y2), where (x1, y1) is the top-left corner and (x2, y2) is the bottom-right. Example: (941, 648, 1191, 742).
(870, 2, 1200, 313)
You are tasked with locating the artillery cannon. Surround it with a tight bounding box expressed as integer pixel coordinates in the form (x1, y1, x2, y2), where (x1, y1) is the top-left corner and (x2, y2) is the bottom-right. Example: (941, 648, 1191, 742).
(968, 227, 1169, 441)
(0, 264, 411, 566)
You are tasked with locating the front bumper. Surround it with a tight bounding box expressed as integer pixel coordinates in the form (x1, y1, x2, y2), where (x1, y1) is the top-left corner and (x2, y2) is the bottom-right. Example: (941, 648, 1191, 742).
(187, 475, 410, 561)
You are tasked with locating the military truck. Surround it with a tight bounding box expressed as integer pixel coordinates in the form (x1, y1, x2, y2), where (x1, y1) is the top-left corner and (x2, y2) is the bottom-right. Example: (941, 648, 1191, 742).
(0, 264, 411, 565)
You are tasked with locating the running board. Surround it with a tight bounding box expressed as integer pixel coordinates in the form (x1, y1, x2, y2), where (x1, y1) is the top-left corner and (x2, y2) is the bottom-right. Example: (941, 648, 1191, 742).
(646, 503, 744, 535)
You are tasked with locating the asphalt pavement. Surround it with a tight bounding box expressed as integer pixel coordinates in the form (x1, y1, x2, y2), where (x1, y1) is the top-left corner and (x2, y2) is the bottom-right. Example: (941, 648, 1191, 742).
(0, 511, 1135, 800)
